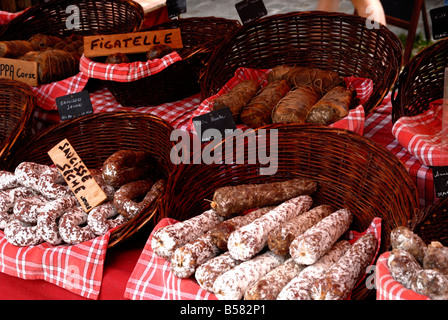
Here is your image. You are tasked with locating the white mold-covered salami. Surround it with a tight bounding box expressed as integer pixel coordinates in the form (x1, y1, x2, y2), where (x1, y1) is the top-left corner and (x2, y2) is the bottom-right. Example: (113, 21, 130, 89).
(227, 195, 313, 261)
(37, 166, 72, 199)
(244, 257, 305, 300)
(290, 208, 353, 265)
(410, 269, 448, 300)
(388, 248, 423, 289)
(210, 206, 274, 251)
(268, 204, 333, 255)
(4, 219, 43, 246)
(14, 162, 49, 191)
(310, 233, 377, 300)
(151, 209, 224, 259)
(13, 195, 47, 224)
(0, 187, 36, 229)
(277, 240, 351, 300)
(37, 196, 79, 245)
(213, 250, 286, 300)
(58, 207, 95, 244)
(171, 231, 220, 278)
(0, 171, 19, 190)
(87, 202, 127, 236)
(195, 251, 242, 292)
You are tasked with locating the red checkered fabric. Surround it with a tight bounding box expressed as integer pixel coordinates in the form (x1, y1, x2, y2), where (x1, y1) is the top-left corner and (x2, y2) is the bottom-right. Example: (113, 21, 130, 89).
(375, 251, 430, 300)
(124, 216, 382, 300)
(0, 229, 112, 299)
(364, 94, 436, 208)
(79, 52, 182, 82)
(186, 67, 372, 136)
(0, 10, 21, 25)
(392, 99, 447, 167)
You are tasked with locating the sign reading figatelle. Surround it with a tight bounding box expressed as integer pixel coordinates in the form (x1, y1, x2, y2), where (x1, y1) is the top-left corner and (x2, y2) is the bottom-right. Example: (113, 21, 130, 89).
(83, 29, 183, 58)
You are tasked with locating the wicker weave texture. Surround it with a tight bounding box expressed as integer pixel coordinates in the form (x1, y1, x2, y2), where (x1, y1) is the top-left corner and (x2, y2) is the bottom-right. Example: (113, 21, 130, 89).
(200, 11, 403, 116)
(6, 112, 175, 248)
(160, 124, 419, 300)
(391, 37, 448, 123)
(103, 17, 241, 107)
(0, 79, 36, 169)
(410, 197, 448, 247)
(0, 0, 144, 40)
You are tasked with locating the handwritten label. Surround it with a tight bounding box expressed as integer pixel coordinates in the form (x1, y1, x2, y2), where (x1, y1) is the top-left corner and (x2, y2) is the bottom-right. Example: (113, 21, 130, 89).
(433, 166, 448, 198)
(430, 5, 448, 40)
(48, 139, 107, 212)
(83, 29, 183, 57)
(166, 0, 187, 18)
(235, 0, 268, 25)
(0, 57, 38, 86)
(193, 107, 237, 142)
(56, 91, 94, 121)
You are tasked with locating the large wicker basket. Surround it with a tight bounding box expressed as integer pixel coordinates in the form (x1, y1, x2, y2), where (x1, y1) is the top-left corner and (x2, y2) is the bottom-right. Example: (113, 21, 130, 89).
(99, 16, 241, 107)
(410, 197, 448, 247)
(0, 0, 144, 40)
(5, 112, 175, 248)
(391, 37, 448, 123)
(160, 124, 419, 300)
(200, 11, 403, 115)
(0, 79, 36, 168)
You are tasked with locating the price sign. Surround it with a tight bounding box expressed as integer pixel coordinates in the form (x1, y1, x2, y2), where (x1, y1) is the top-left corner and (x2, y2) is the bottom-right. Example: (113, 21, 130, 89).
(235, 0, 268, 25)
(193, 107, 237, 143)
(56, 90, 93, 121)
(430, 5, 448, 40)
(48, 139, 107, 212)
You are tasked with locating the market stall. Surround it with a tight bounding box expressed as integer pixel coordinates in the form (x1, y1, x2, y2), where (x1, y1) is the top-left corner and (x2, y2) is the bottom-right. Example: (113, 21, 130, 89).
(0, 0, 446, 302)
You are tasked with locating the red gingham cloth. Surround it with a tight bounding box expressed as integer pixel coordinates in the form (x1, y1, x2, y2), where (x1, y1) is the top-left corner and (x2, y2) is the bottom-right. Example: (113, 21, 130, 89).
(392, 99, 448, 167)
(364, 94, 435, 208)
(375, 251, 430, 300)
(0, 10, 22, 25)
(186, 67, 371, 136)
(79, 52, 182, 82)
(0, 229, 112, 300)
(124, 216, 382, 300)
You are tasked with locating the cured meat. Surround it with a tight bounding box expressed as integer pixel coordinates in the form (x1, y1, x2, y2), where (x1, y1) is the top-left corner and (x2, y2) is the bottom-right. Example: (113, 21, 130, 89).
(390, 226, 427, 263)
(290, 208, 353, 265)
(213, 250, 286, 300)
(211, 178, 317, 217)
(388, 249, 423, 289)
(310, 233, 377, 300)
(267, 204, 333, 255)
(227, 195, 313, 261)
(277, 241, 351, 300)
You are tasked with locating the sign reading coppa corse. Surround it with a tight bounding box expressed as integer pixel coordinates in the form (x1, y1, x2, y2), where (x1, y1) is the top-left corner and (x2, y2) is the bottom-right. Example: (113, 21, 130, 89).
(83, 29, 183, 58)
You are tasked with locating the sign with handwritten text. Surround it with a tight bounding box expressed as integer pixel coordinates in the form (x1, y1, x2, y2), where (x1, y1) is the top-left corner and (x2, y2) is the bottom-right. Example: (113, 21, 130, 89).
(0, 57, 38, 86)
(48, 139, 107, 212)
(83, 29, 183, 57)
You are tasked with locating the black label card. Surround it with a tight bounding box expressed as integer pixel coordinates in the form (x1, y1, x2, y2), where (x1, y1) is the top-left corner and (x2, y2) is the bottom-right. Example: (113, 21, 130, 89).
(433, 165, 448, 198)
(56, 90, 93, 121)
(235, 0, 268, 25)
(430, 5, 448, 40)
(193, 107, 237, 143)
(166, 0, 187, 18)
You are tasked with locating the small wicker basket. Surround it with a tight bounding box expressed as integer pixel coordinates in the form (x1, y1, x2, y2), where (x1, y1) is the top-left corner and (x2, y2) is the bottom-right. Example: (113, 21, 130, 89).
(160, 124, 419, 300)
(391, 37, 448, 123)
(0, 0, 144, 40)
(200, 11, 403, 116)
(5, 112, 176, 248)
(0, 79, 36, 168)
(98, 16, 241, 107)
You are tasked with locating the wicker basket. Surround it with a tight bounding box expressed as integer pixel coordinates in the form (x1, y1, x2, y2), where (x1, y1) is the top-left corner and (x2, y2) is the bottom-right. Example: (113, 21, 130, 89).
(99, 16, 241, 107)
(5, 112, 175, 248)
(391, 37, 448, 123)
(410, 197, 448, 247)
(0, 0, 144, 40)
(160, 124, 419, 300)
(200, 11, 403, 116)
(0, 79, 36, 169)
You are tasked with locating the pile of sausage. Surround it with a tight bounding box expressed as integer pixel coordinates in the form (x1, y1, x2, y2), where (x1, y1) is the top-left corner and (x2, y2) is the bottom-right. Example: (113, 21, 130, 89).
(151, 178, 377, 300)
(0, 150, 164, 247)
(388, 226, 448, 300)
